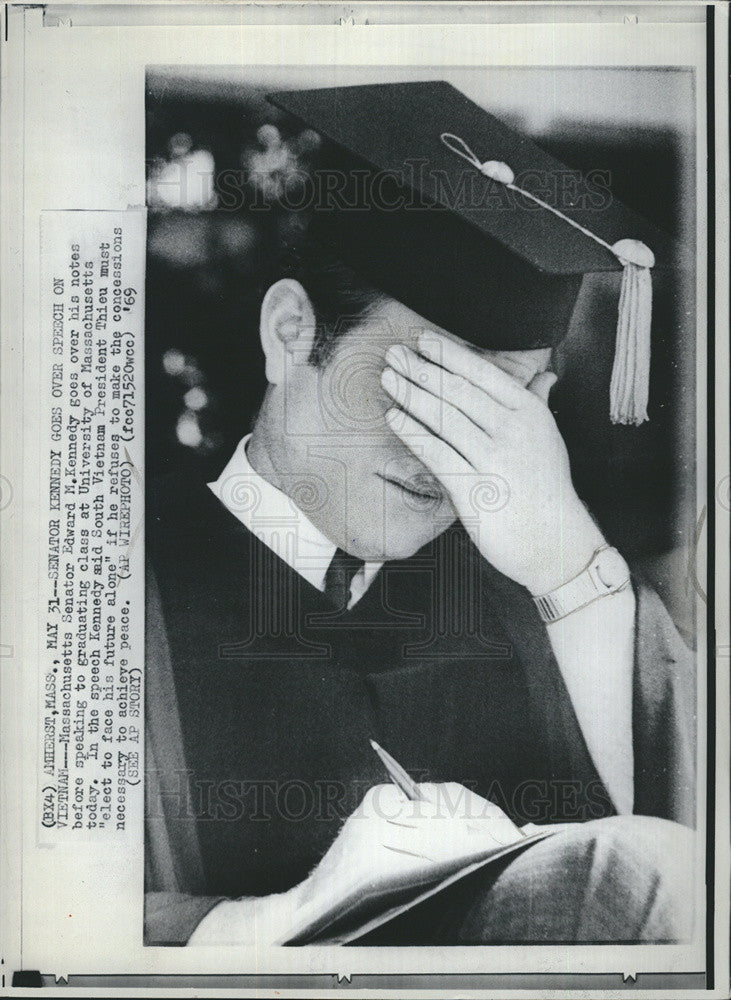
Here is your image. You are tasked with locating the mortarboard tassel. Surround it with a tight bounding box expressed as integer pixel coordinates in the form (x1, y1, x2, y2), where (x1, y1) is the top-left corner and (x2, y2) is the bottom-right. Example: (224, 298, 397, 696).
(440, 133, 655, 425)
(607, 239, 654, 425)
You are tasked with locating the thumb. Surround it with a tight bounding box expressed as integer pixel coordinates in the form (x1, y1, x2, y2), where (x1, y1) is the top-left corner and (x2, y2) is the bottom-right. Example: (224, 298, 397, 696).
(527, 371, 558, 406)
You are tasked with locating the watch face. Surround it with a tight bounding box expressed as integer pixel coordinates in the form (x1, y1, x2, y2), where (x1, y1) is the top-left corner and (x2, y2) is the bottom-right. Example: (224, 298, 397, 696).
(594, 548, 630, 590)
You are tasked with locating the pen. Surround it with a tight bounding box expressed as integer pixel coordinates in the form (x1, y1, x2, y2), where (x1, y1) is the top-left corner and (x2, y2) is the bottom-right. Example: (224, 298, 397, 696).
(369, 739, 426, 802)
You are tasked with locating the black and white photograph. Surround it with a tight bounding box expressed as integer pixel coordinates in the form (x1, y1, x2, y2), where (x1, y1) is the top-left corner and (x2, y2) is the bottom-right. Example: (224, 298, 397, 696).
(144, 64, 700, 948)
(1, 4, 727, 997)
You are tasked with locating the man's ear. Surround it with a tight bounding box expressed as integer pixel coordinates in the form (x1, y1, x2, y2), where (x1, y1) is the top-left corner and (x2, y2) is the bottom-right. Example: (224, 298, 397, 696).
(259, 278, 317, 385)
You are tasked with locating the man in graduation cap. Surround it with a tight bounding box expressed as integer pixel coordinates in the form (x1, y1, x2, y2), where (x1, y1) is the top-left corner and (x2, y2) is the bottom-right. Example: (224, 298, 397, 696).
(145, 82, 697, 945)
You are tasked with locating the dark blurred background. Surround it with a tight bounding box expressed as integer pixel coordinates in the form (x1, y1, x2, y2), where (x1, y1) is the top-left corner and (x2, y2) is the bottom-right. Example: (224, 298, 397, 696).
(145, 66, 697, 639)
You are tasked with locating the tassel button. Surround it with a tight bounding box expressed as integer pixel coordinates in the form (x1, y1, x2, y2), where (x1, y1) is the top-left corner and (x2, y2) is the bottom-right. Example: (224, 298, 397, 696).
(479, 160, 515, 184)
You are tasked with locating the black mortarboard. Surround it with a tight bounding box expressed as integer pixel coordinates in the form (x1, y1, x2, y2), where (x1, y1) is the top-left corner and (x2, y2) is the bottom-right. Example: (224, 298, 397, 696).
(268, 81, 674, 424)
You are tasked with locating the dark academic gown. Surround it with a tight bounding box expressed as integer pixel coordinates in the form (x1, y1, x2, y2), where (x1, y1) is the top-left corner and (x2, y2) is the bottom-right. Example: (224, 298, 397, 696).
(144, 473, 696, 944)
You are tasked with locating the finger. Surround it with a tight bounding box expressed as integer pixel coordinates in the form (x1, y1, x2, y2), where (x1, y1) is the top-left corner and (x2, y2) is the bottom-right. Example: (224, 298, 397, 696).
(356, 783, 407, 819)
(382, 368, 487, 465)
(449, 786, 506, 820)
(527, 370, 558, 406)
(418, 331, 528, 410)
(423, 782, 501, 821)
(385, 345, 509, 436)
(385, 408, 474, 486)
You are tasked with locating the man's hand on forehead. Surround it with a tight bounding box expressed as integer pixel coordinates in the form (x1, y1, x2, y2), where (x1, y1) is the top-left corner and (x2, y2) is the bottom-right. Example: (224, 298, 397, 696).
(392, 334, 533, 407)
(381, 330, 604, 595)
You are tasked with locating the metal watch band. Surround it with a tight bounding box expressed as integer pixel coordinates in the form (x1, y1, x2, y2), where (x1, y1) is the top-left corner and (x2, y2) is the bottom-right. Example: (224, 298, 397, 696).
(532, 545, 631, 623)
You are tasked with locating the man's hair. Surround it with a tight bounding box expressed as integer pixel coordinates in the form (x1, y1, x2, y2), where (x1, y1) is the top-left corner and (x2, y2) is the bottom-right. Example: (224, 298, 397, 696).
(265, 232, 385, 367)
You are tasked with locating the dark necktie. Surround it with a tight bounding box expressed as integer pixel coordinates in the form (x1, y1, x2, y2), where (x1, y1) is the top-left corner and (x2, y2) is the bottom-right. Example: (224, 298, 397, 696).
(323, 548, 365, 609)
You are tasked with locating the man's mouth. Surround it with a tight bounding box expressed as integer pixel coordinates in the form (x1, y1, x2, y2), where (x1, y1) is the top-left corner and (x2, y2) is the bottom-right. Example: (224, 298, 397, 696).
(379, 472, 444, 503)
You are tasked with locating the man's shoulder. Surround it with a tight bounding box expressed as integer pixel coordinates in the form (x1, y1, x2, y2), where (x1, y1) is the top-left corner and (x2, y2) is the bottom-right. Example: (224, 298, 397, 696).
(147, 468, 253, 551)
(147, 469, 262, 606)
(148, 469, 211, 525)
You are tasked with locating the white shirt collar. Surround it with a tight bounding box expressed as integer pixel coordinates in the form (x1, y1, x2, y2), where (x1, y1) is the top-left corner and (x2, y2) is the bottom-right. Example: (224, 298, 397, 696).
(208, 435, 382, 603)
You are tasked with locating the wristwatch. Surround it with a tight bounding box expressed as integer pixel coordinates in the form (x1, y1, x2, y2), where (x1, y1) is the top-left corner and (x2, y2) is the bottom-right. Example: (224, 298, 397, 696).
(532, 545, 631, 623)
